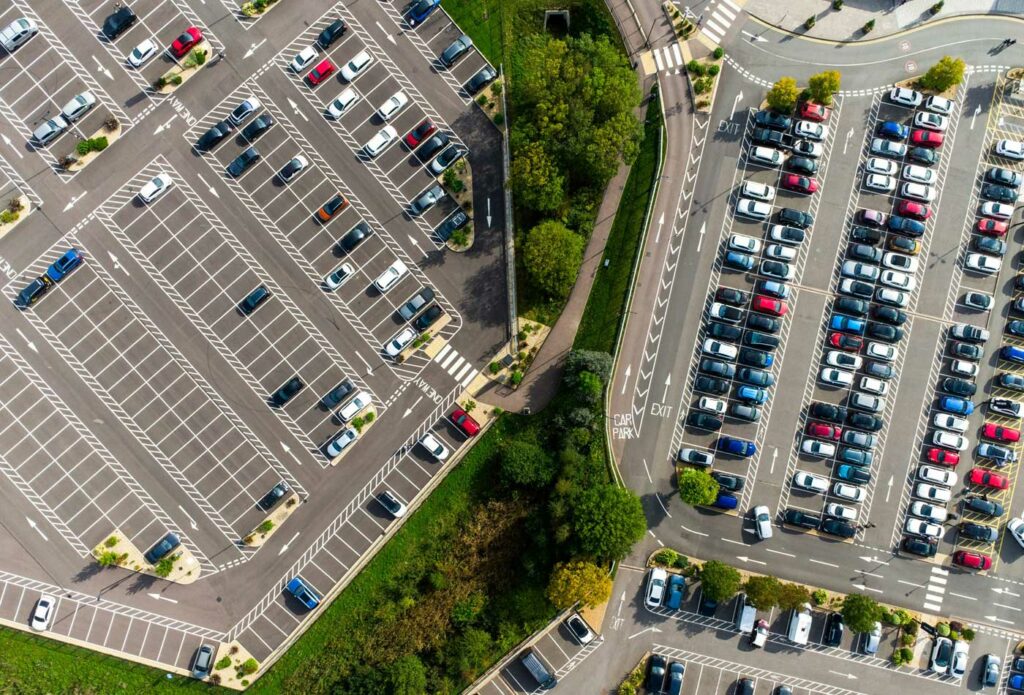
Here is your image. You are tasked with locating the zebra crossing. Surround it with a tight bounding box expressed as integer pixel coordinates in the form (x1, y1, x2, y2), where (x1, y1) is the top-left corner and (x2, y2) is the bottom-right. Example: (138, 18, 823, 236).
(923, 565, 948, 613)
(651, 42, 686, 74)
(434, 344, 480, 389)
(699, 0, 742, 46)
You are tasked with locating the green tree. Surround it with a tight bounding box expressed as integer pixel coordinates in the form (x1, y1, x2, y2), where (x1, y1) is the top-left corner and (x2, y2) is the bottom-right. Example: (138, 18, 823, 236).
(523, 220, 584, 300)
(777, 582, 812, 611)
(511, 140, 566, 213)
(677, 468, 719, 506)
(807, 70, 841, 105)
(546, 560, 612, 609)
(574, 371, 604, 405)
(500, 439, 556, 488)
(699, 560, 741, 603)
(742, 575, 782, 610)
(564, 350, 613, 384)
(842, 593, 884, 633)
(388, 654, 428, 695)
(919, 56, 965, 91)
(571, 484, 646, 562)
(449, 628, 494, 681)
(766, 77, 800, 113)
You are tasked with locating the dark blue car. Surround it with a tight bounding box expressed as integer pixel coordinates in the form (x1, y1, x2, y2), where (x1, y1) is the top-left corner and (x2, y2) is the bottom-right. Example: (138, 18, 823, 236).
(877, 121, 909, 140)
(406, 0, 440, 25)
(46, 248, 83, 282)
(286, 576, 321, 610)
(713, 492, 739, 510)
(1001, 345, 1024, 364)
(716, 436, 756, 457)
(887, 216, 925, 236)
(143, 532, 180, 564)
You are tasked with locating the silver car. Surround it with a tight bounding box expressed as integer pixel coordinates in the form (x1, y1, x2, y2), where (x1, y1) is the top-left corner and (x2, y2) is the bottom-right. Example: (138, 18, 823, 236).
(31, 116, 69, 147)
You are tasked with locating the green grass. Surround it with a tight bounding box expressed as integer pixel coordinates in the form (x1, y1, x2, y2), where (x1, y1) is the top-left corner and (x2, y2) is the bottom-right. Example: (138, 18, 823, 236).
(442, 0, 506, 65)
(574, 88, 664, 353)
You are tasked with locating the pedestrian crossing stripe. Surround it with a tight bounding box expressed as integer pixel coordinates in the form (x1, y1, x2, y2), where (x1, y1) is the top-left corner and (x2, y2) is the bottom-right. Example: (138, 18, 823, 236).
(433, 344, 480, 387)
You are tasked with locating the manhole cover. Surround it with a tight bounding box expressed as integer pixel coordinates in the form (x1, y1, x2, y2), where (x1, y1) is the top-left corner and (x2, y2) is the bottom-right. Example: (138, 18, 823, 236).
(906, 60, 918, 73)
(899, 40, 911, 52)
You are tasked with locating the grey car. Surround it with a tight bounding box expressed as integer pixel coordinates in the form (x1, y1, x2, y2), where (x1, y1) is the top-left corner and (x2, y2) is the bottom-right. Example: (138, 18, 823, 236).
(191, 644, 213, 679)
(32, 116, 68, 146)
(410, 184, 445, 216)
(440, 34, 473, 67)
(428, 145, 466, 175)
(466, 66, 497, 94)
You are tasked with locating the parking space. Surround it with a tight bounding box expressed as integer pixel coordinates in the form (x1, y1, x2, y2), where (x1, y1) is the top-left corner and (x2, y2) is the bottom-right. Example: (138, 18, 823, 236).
(273, 3, 468, 243)
(6, 234, 303, 552)
(672, 101, 841, 514)
(0, 0, 131, 176)
(185, 78, 461, 382)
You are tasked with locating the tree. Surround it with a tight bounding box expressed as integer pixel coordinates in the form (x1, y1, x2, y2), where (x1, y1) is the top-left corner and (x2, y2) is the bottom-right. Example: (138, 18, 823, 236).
(677, 468, 719, 507)
(842, 593, 884, 633)
(571, 484, 646, 562)
(743, 575, 782, 610)
(546, 560, 612, 609)
(699, 560, 741, 603)
(388, 654, 428, 695)
(449, 628, 494, 681)
(564, 350, 613, 384)
(807, 70, 841, 105)
(766, 77, 799, 113)
(919, 56, 965, 92)
(500, 439, 557, 488)
(511, 140, 566, 213)
(522, 220, 584, 300)
(777, 582, 812, 611)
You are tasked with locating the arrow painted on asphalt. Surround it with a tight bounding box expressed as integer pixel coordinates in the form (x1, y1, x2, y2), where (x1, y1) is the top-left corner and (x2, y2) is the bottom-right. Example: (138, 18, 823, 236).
(287, 97, 309, 122)
(15, 329, 37, 353)
(1, 134, 22, 158)
(177, 505, 199, 530)
(107, 251, 129, 276)
(851, 583, 883, 594)
(617, 591, 626, 617)
(654, 211, 665, 243)
(278, 531, 299, 556)
(147, 593, 178, 603)
(740, 30, 767, 43)
(153, 115, 176, 135)
(736, 555, 767, 566)
(843, 127, 854, 155)
(661, 373, 671, 401)
(92, 55, 112, 79)
(243, 38, 267, 59)
(195, 172, 219, 199)
(281, 442, 302, 466)
(63, 193, 85, 212)
(828, 671, 857, 681)
(986, 615, 1015, 625)
(885, 475, 893, 502)
(375, 21, 397, 45)
(26, 517, 48, 541)
(628, 626, 662, 639)
(971, 103, 982, 130)
(859, 555, 890, 565)
(486, 198, 492, 227)
(731, 90, 744, 120)
(403, 395, 423, 418)
(993, 587, 1021, 597)
(769, 447, 778, 474)
(620, 364, 632, 395)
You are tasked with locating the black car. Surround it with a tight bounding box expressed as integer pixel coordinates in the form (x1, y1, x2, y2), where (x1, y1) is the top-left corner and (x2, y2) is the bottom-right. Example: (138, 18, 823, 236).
(695, 375, 729, 395)
(1007, 320, 1024, 338)
(317, 19, 347, 49)
(754, 110, 792, 130)
(716, 287, 749, 306)
(811, 401, 846, 423)
(963, 496, 1004, 517)
(647, 654, 667, 692)
(744, 331, 779, 351)
(227, 147, 260, 177)
(738, 348, 770, 368)
(238, 285, 270, 314)
(196, 120, 234, 151)
(820, 518, 856, 538)
(786, 156, 818, 175)
(753, 127, 785, 147)
(823, 612, 845, 647)
(848, 243, 882, 263)
(321, 380, 354, 408)
(465, 66, 497, 94)
(711, 471, 744, 492)
(760, 260, 791, 280)
(865, 362, 894, 380)
(440, 35, 473, 67)
(850, 226, 883, 245)
(907, 147, 938, 165)
(973, 236, 1007, 255)
(901, 536, 937, 557)
(708, 322, 743, 342)
(871, 306, 907, 325)
(950, 342, 982, 360)
(699, 359, 734, 379)
(748, 314, 781, 333)
(413, 305, 443, 331)
(842, 280, 874, 299)
(143, 532, 181, 564)
(960, 522, 999, 542)
(737, 678, 754, 695)
(777, 207, 813, 229)
(242, 114, 274, 141)
(847, 411, 883, 431)
(835, 297, 868, 316)
(338, 222, 372, 253)
(867, 323, 903, 342)
(982, 183, 1016, 203)
(698, 595, 718, 616)
(15, 275, 53, 308)
(942, 377, 977, 397)
(257, 482, 291, 511)
(784, 508, 821, 529)
(729, 403, 760, 422)
(270, 376, 304, 407)
(986, 166, 1023, 188)
(102, 6, 137, 39)
(792, 140, 819, 158)
(415, 133, 451, 162)
(435, 211, 468, 241)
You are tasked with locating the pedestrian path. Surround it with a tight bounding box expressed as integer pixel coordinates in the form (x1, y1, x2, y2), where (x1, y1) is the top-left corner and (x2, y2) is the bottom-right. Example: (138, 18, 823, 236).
(700, 0, 743, 46)
(434, 344, 480, 389)
(651, 42, 686, 74)
(923, 565, 947, 613)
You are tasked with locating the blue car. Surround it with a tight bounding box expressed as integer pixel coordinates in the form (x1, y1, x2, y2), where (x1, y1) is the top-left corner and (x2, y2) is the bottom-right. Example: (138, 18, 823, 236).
(1010, 673, 1024, 691)
(877, 121, 909, 140)
(665, 574, 686, 609)
(724, 250, 755, 272)
(1001, 345, 1024, 364)
(736, 385, 768, 405)
(938, 396, 974, 415)
(888, 216, 925, 236)
(836, 465, 870, 484)
(46, 248, 83, 282)
(830, 314, 866, 335)
(143, 532, 180, 564)
(716, 436, 756, 457)
(406, 0, 440, 25)
(713, 492, 739, 510)
(286, 576, 321, 609)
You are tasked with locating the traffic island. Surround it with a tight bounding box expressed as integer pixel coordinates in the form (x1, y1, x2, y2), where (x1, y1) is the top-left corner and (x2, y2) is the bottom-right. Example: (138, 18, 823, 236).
(64, 118, 122, 173)
(474, 78, 504, 123)
(659, 1, 723, 114)
(210, 642, 259, 689)
(91, 530, 201, 583)
(325, 407, 378, 467)
(0, 195, 31, 241)
(240, 0, 282, 18)
(441, 160, 474, 251)
(483, 319, 549, 390)
(154, 45, 210, 95)
(242, 493, 300, 546)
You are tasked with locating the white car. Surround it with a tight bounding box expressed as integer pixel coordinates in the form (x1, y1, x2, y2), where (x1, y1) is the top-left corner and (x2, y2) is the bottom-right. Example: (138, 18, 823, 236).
(278, 155, 308, 183)
(0, 17, 37, 52)
(385, 327, 416, 357)
(864, 173, 896, 193)
(748, 146, 782, 167)
(882, 252, 918, 273)
(833, 482, 865, 502)
(930, 430, 967, 451)
(341, 50, 374, 81)
(324, 263, 354, 290)
(914, 483, 952, 503)
(901, 164, 935, 184)
(698, 396, 727, 415)
(138, 173, 173, 203)
(995, 139, 1024, 161)
(875, 288, 908, 307)
(60, 92, 97, 122)
(374, 259, 409, 293)
(905, 518, 941, 539)
(859, 377, 887, 395)
(980, 201, 1014, 219)
(740, 180, 776, 201)
(759, 259, 794, 280)
(795, 121, 827, 141)
(802, 439, 836, 458)
(866, 342, 896, 362)
(880, 270, 915, 291)
(842, 261, 880, 281)
(765, 244, 795, 261)
(337, 390, 372, 421)
(925, 95, 953, 114)
(128, 38, 157, 68)
(965, 253, 1001, 274)
(728, 233, 762, 254)
(31, 116, 68, 146)
(325, 427, 358, 457)
(849, 392, 883, 413)
(703, 338, 737, 360)
(377, 91, 409, 120)
(890, 87, 923, 107)
(326, 88, 359, 118)
(29, 594, 54, 631)
(932, 413, 969, 433)
(419, 432, 450, 460)
(950, 360, 978, 378)
(919, 464, 958, 486)
(229, 97, 262, 125)
(826, 351, 862, 369)
(820, 368, 853, 387)
(291, 46, 318, 72)
(1007, 517, 1024, 549)
(364, 125, 398, 157)
(950, 640, 969, 678)
(793, 470, 829, 493)
(825, 503, 857, 521)
(645, 568, 668, 608)
(753, 505, 773, 539)
(900, 182, 935, 202)
(795, 140, 823, 158)
(910, 501, 948, 523)
(736, 198, 771, 220)
(914, 111, 948, 131)
(865, 157, 898, 175)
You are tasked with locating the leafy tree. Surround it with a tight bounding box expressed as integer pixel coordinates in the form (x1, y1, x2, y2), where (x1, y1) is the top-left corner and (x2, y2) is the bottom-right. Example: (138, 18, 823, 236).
(564, 350, 613, 384)
(571, 484, 646, 562)
(777, 582, 811, 611)
(523, 220, 584, 300)
(511, 141, 566, 213)
(766, 77, 800, 113)
(742, 575, 782, 610)
(546, 560, 612, 609)
(919, 56, 965, 91)
(677, 468, 719, 507)
(388, 654, 428, 695)
(699, 560, 741, 603)
(500, 439, 557, 488)
(449, 628, 494, 681)
(574, 371, 604, 405)
(807, 70, 841, 105)
(842, 593, 884, 633)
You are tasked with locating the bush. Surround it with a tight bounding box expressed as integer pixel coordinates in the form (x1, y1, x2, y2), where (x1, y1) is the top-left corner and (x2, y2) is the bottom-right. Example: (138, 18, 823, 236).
(904, 620, 919, 636)
(900, 632, 915, 646)
(546, 560, 611, 609)
(832, 0, 843, 8)
(489, 362, 501, 374)
(653, 549, 678, 566)
(257, 520, 274, 534)
(510, 370, 524, 385)
(677, 468, 719, 506)
(699, 561, 741, 603)
(712, 47, 724, 60)
(805, 16, 815, 29)
(104, 536, 118, 548)
(523, 220, 584, 300)
(154, 76, 167, 89)
(936, 622, 950, 637)
(919, 56, 965, 92)
(450, 228, 469, 247)
(962, 627, 975, 641)
(686, 59, 700, 73)
(564, 350, 613, 384)
(0, 210, 17, 225)
(767, 77, 799, 113)
(571, 484, 646, 562)
(707, 64, 720, 77)
(75, 137, 108, 156)
(8, 197, 24, 213)
(694, 77, 713, 95)
(863, 19, 875, 33)
(842, 594, 884, 633)
(493, 113, 505, 126)
(811, 589, 828, 606)
(96, 550, 121, 567)
(777, 583, 811, 611)
(500, 440, 556, 488)
(154, 554, 176, 577)
(477, 94, 488, 106)
(807, 70, 841, 105)
(239, 658, 259, 676)
(215, 656, 232, 670)
(930, 0, 943, 13)
(170, 74, 183, 86)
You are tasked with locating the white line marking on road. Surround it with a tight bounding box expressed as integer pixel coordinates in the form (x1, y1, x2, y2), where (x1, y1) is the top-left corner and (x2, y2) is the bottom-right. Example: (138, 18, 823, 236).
(730, 90, 744, 120)
(740, 30, 767, 43)
(661, 373, 671, 401)
(695, 221, 706, 251)
(681, 524, 709, 537)
(654, 211, 665, 243)
(994, 602, 1021, 612)
(809, 558, 839, 568)
(948, 591, 976, 600)
(195, 172, 219, 199)
(923, 602, 942, 611)
(765, 548, 795, 558)
(885, 475, 893, 502)
(856, 570, 884, 579)
(106, 251, 128, 275)
(655, 493, 671, 517)
(14, 328, 37, 353)
(243, 38, 267, 59)
(629, 626, 662, 639)
(91, 55, 112, 79)
(280, 441, 303, 466)
(620, 364, 632, 395)
(769, 447, 777, 475)
(177, 505, 199, 530)
(971, 103, 982, 130)
(278, 531, 299, 556)
(402, 395, 423, 418)
(720, 538, 746, 546)
(26, 517, 48, 541)
(736, 555, 767, 566)
(146, 593, 178, 604)
(993, 587, 1021, 597)
(1, 134, 23, 158)
(986, 615, 1015, 625)
(899, 579, 926, 588)
(153, 115, 175, 135)
(828, 670, 858, 681)
(851, 583, 883, 594)
(286, 97, 309, 122)
(642, 458, 653, 484)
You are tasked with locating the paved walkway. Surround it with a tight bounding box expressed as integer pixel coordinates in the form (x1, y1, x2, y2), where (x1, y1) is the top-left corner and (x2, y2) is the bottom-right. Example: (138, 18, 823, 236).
(744, 0, 1024, 42)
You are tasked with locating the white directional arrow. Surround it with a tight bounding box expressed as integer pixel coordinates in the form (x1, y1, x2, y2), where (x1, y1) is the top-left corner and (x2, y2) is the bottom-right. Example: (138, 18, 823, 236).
(628, 626, 662, 639)
(486, 198, 492, 227)
(402, 395, 423, 418)
(195, 172, 218, 199)
(828, 671, 857, 681)
(92, 55, 112, 80)
(769, 447, 778, 474)
(107, 251, 129, 276)
(843, 127, 854, 155)
(26, 517, 48, 541)
(147, 593, 179, 603)
(654, 211, 665, 243)
(63, 193, 85, 212)
(885, 475, 893, 502)
(287, 97, 309, 122)
(661, 373, 671, 401)
(620, 364, 632, 395)
(986, 615, 1015, 625)
(153, 115, 176, 135)
(243, 38, 267, 59)
(695, 221, 707, 252)
(15, 329, 37, 353)
(375, 21, 397, 44)
(858, 555, 890, 565)
(408, 234, 425, 257)
(971, 103, 982, 130)
(851, 583, 883, 594)
(993, 587, 1021, 597)
(617, 590, 626, 617)
(281, 442, 303, 466)
(1, 134, 22, 158)
(177, 505, 199, 530)
(740, 30, 767, 43)
(731, 90, 744, 120)
(735, 555, 767, 566)
(279, 531, 299, 556)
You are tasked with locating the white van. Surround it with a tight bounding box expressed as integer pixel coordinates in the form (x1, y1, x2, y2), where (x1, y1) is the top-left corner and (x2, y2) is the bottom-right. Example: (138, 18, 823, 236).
(734, 594, 756, 632)
(787, 604, 812, 645)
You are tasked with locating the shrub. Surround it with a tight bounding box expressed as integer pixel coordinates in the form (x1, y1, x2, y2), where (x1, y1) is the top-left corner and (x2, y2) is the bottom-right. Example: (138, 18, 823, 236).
(686, 59, 700, 73)
(930, 0, 943, 13)
(962, 627, 975, 641)
(170, 75, 183, 86)
(510, 371, 524, 385)
(905, 620, 919, 636)
(899, 647, 914, 663)
(450, 228, 469, 247)
(713, 47, 724, 60)
(500, 440, 556, 488)
(215, 656, 232, 670)
(476, 94, 488, 106)
(832, 0, 843, 8)
(523, 220, 584, 300)
(811, 589, 828, 606)
(8, 197, 23, 213)
(493, 113, 505, 126)
(154, 76, 167, 89)
(699, 561, 741, 603)
(489, 362, 501, 374)
(75, 137, 107, 156)
(96, 550, 121, 567)
(104, 116, 119, 131)
(919, 56, 965, 91)
(0, 210, 17, 224)
(564, 350, 613, 384)
(695, 77, 714, 95)
(546, 560, 612, 609)
(936, 622, 950, 636)
(154, 554, 176, 577)
(863, 19, 875, 33)
(805, 16, 815, 29)
(104, 535, 118, 548)
(239, 658, 259, 676)
(678, 468, 719, 506)
(572, 484, 646, 562)
(767, 77, 800, 113)
(257, 520, 274, 534)
(901, 632, 915, 646)
(443, 168, 465, 193)
(653, 549, 679, 567)
(707, 64, 720, 77)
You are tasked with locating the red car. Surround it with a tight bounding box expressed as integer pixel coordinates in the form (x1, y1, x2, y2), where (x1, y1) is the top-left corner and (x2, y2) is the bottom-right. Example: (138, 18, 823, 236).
(897, 200, 930, 220)
(926, 447, 959, 466)
(911, 129, 944, 148)
(307, 59, 335, 86)
(404, 119, 437, 148)
(952, 550, 992, 570)
(969, 468, 1009, 489)
(171, 27, 203, 58)
(450, 408, 480, 436)
(806, 421, 841, 440)
(983, 423, 1021, 442)
(781, 174, 818, 194)
(752, 294, 788, 316)
(799, 102, 831, 122)
(829, 332, 863, 352)
(977, 218, 1008, 236)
